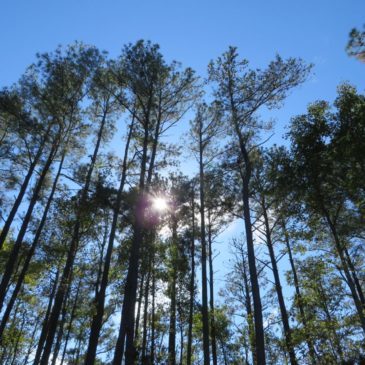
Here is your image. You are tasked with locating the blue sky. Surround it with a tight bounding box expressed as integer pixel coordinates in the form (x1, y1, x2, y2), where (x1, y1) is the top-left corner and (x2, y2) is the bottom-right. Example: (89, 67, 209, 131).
(1, 0, 364, 311)
(1, 0, 364, 143)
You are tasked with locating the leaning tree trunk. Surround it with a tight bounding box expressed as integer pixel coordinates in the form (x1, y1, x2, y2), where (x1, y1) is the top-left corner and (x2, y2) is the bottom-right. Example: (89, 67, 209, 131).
(261, 199, 297, 365)
(0, 123, 52, 251)
(84, 117, 134, 365)
(240, 157, 266, 365)
(113, 119, 150, 365)
(33, 269, 60, 365)
(168, 216, 178, 365)
(207, 213, 217, 365)
(229, 79, 266, 364)
(198, 120, 210, 365)
(321, 203, 365, 336)
(0, 151, 65, 340)
(134, 271, 145, 343)
(282, 221, 317, 363)
(60, 279, 81, 365)
(150, 256, 156, 365)
(141, 264, 151, 362)
(186, 191, 195, 365)
(240, 248, 256, 365)
(0, 137, 60, 312)
(39, 110, 108, 365)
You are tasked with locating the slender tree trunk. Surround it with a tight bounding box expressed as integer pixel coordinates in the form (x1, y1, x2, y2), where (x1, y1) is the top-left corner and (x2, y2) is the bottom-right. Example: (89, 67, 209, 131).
(261, 200, 297, 365)
(23, 319, 39, 365)
(318, 280, 344, 361)
(219, 338, 229, 365)
(198, 120, 210, 365)
(60, 279, 81, 365)
(240, 246, 256, 365)
(113, 116, 150, 365)
(33, 269, 60, 365)
(241, 172, 265, 365)
(135, 271, 145, 342)
(186, 191, 195, 365)
(113, 225, 143, 365)
(150, 256, 156, 365)
(142, 265, 151, 362)
(10, 311, 26, 365)
(51, 279, 72, 365)
(0, 124, 51, 251)
(228, 77, 266, 363)
(322, 207, 365, 335)
(0, 139, 60, 312)
(282, 222, 317, 363)
(168, 217, 177, 365)
(0, 152, 65, 340)
(207, 213, 217, 365)
(84, 117, 134, 365)
(179, 324, 184, 365)
(344, 247, 365, 307)
(39, 110, 108, 365)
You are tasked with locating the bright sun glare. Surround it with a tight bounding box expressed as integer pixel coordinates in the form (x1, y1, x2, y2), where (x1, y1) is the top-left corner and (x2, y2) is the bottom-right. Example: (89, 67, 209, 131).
(152, 197, 168, 212)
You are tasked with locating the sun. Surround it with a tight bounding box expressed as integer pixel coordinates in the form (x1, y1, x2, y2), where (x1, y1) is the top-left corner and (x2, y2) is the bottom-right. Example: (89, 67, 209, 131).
(151, 196, 168, 212)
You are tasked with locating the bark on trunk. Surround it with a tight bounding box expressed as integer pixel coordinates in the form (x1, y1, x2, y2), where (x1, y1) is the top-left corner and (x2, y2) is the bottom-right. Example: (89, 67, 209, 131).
(186, 191, 195, 365)
(207, 213, 218, 365)
(282, 222, 317, 363)
(142, 265, 151, 362)
(84, 117, 134, 365)
(113, 108, 151, 365)
(150, 259, 156, 365)
(199, 119, 210, 365)
(0, 152, 65, 340)
(0, 124, 51, 251)
(168, 217, 177, 365)
(228, 77, 266, 364)
(261, 200, 297, 365)
(0, 139, 60, 311)
(33, 269, 60, 365)
(39, 110, 108, 365)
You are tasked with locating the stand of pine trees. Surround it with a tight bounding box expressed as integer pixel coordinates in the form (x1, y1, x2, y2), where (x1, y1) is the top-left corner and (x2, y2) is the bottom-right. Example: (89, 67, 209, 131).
(0, 40, 364, 365)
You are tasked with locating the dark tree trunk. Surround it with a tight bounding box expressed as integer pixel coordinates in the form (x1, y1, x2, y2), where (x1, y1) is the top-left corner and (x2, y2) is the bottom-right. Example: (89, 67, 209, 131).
(318, 280, 344, 361)
(141, 265, 151, 362)
(0, 124, 51, 251)
(261, 200, 297, 365)
(282, 222, 317, 363)
(150, 257, 156, 365)
(207, 214, 217, 365)
(10, 311, 26, 365)
(134, 271, 145, 342)
(33, 269, 60, 365)
(113, 113, 150, 365)
(198, 120, 210, 365)
(240, 245, 256, 365)
(0, 152, 65, 340)
(168, 217, 177, 365)
(60, 279, 81, 365)
(322, 206, 365, 335)
(228, 72, 266, 364)
(186, 191, 195, 365)
(344, 247, 365, 307)
(51, 278, 73, 365)
(241, 173, 265, 365)
(84, 117, 134, 365)
(23, 319, 39, 365)
(39, 110, 108, 365)
(0, 139, 60, 312)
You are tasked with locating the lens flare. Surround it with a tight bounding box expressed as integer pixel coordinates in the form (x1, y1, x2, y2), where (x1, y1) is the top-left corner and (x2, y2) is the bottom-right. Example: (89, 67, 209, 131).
(152, 196, 168, 212)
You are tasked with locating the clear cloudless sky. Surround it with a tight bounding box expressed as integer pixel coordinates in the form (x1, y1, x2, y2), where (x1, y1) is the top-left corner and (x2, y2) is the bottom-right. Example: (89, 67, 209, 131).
(1, 0, 364, 300)
(0, 0, 364, 142)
